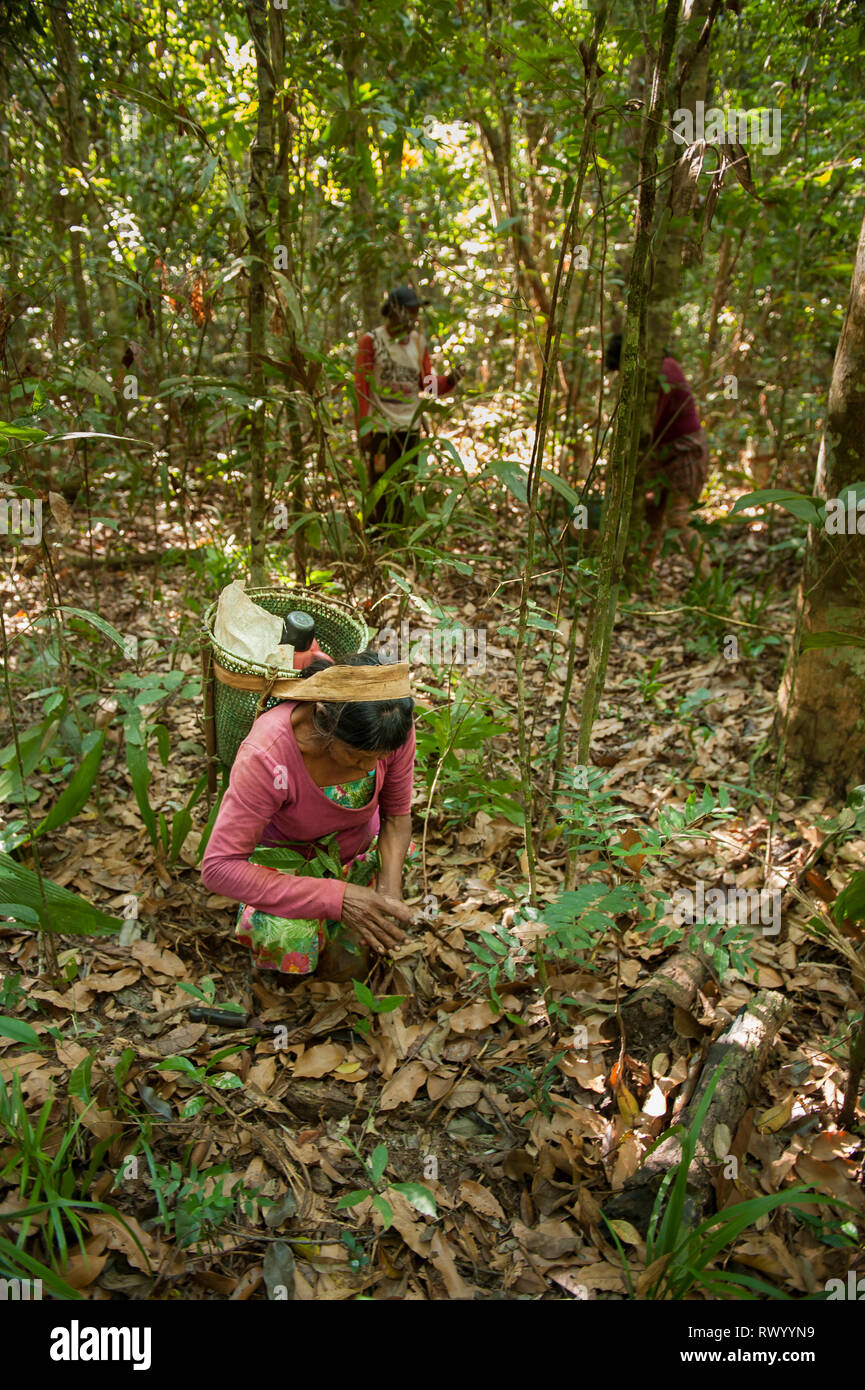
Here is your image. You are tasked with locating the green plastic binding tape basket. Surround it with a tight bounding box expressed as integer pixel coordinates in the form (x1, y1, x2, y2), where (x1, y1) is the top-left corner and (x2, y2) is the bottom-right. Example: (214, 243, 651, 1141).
(201, 586, 369, 794)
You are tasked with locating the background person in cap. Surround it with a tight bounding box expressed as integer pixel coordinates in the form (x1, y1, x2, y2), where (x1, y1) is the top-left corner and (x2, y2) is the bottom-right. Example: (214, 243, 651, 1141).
(354, 285, 465, 527)
(605, 332, 712, 579)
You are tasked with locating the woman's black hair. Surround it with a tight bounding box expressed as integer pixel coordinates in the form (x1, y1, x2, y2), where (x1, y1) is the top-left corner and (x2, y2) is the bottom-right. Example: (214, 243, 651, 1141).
(300, 649, 414, 753)
(604, 332, 623, 372)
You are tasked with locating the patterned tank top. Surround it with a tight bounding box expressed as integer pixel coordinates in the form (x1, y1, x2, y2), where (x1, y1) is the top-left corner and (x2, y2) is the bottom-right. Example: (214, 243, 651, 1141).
(321, 770, 376, 810)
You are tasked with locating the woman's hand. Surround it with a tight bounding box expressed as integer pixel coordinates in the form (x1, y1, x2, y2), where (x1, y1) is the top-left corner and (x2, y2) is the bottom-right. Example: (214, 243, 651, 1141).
(341, 882, 414, 956)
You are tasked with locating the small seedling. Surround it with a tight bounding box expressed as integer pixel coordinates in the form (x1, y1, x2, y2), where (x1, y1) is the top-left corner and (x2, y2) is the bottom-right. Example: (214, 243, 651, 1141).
(178, 975, 245, 1015)
(335, 1140, 436, 1230)
(496, 1050, 567, 1119)
(146, 1159, 272, 1249)
(340, 1228, 370, 1270)
(351, 980, 405, 1036)
(156, 1044, 248, 1117)
(0, 971, 33, 1013)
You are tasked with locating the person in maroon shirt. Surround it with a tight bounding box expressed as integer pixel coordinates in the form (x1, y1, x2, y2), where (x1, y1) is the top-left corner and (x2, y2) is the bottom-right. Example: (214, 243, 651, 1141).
(605, 333, 711, 577)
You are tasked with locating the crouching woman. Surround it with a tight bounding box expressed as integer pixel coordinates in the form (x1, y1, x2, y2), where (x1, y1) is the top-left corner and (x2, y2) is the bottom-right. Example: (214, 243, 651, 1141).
(200, 653, 415, 984)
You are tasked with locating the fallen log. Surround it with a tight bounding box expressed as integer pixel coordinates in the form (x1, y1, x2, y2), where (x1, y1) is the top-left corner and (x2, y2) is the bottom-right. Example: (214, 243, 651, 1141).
(280, 1077, 361, 1123)
(604, 989, 790, 1235)
(620, 949, 715, 1062)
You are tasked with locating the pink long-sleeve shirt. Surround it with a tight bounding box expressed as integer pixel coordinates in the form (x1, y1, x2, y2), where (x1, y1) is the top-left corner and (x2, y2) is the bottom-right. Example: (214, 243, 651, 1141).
(200, 702, 416, 921)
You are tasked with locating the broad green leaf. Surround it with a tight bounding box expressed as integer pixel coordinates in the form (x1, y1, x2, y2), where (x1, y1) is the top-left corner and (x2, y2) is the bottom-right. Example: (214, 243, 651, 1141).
(157, 1056, 199, 1075)
(68, 1051, 95, 1102)
(0, 421, 46, 442)
(390, 1182, 437, 1218)
(483, 459, 527, 504)
(479, 931, 509, 956)
(0, 715, 62, 801)
(352, 979, 375, 1010)
(729, 489, 823, 525)
(35, 731, 105, 837)
(540, 468, 583, 509)
(56, 606, 129, 651)
(0, 1015, 41, 1045)
(369, 1144, 388, 1186)
(371, 994, 406, 1014)
(177, 981, 209, 1002)
(126, 739, 158, 845)
(467, 941, 498, 965)
(372, 1195, 394, 1229)
(833, 870, 865, 925)
(336, 1188, 371, 1209)
(0, 902, 41, 925)
(211, 1072, 244, 1090)
(169, 773, 208, 863)
(801, 630, 865, 651)
(114, 1048, 135, 1087)
(0, 853, 121, 936)
(71, 367, 116, 405)
(250, 845, 315, 873)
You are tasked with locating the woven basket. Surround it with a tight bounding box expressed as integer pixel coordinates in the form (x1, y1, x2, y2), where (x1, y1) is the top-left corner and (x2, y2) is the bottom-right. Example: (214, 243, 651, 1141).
(202, 585, 369, 772)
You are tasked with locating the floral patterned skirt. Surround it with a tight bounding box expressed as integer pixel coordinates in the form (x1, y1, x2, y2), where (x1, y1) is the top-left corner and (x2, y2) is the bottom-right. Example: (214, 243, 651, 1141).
(236, 842, 380, 975)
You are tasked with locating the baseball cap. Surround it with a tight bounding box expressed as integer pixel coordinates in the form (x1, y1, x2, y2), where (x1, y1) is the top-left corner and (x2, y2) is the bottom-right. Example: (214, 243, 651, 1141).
(385, 285, 431, 313)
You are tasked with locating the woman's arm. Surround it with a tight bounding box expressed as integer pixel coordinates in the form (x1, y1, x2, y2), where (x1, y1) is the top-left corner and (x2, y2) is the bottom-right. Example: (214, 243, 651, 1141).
(200, 747, 346, 921)
(335, 726, 417, 953)
(420, 344, 460, 397)
(376, 813, 412, 899)
(354, 333, 376, 435)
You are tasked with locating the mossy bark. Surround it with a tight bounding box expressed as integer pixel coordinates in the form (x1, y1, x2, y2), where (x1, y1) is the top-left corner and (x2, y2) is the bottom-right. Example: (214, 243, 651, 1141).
(246, 0, 276, 585)
(50, 7, 125, 370)
(777, 206, 865, 795)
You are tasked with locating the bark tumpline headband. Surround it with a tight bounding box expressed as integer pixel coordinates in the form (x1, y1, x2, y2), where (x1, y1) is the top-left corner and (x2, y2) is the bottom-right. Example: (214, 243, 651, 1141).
(212, 660, 412, 704)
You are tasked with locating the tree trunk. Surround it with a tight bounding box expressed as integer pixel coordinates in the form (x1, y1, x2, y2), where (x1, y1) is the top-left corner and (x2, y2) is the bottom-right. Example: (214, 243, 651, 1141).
(269, 7, 308, 585)
(0, 44, 17, 293)
(344, 1, 379, 329)
(575, 0, 682, 781)
(478, 113, 551, 323)
(246, 0, 276, 586)
(48, 74, 92, 339)
(50, 6, 124, 368)
(776, 205, 865, 796)
(705, 229, 737, 352)
(645, 0, 720, 419)
(516, 0, 610, 905)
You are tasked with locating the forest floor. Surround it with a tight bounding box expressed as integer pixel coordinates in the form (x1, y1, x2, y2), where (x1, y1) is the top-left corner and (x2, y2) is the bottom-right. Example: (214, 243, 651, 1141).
(1, 460, 863, 1301)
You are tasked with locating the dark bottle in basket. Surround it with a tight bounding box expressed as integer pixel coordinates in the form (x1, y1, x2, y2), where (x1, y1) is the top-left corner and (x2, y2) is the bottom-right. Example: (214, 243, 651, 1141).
(281, 610, 315, 652)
